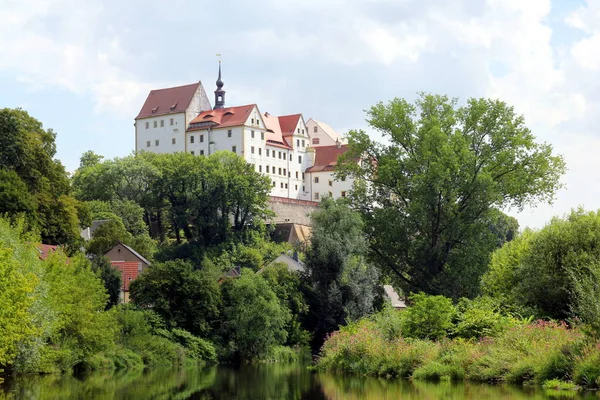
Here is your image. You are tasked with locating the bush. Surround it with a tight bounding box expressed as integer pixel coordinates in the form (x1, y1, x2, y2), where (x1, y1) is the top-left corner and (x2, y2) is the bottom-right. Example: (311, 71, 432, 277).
(401, 293, 455, 340)
(170, 328, 217, 364)
(453, 297, 514, 339)
(573, 348, 600, 388)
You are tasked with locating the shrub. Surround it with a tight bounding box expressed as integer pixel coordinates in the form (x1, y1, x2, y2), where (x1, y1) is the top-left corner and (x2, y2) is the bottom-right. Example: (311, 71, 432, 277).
(170, 328, 217, 364)
(401, 293, 455, 340)
(573, 347, 600, 388)
(453, 297, 514, 339)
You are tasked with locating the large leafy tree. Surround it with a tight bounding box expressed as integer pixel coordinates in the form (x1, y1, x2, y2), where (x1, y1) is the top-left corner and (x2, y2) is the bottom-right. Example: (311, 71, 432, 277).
(339, 94, 565, 298)
(221, 269, 290, 361)
(129, 260, 221, 337)
(483, 208, 600, 327)
(0, 108, 83, 249)
(303, 198, 381, 350)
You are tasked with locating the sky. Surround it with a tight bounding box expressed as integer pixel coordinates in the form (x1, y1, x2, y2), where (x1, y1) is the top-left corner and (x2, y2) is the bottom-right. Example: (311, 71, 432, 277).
(1, 0, 599, 229)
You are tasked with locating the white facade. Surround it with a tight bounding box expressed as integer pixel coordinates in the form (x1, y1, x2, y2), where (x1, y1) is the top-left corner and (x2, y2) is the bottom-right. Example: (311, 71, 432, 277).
(135, 113, 187, 153)
(306, 119, 342, 147)
(307, 170, 354, 201)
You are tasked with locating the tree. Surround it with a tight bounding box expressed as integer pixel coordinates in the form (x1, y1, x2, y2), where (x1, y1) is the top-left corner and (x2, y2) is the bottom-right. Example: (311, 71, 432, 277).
(304, 198, 381, 350)
(221, 269, 290, 360)
(339, 94, 565, 298)
(483, 209, 600, 324)
(90, 255, 121, 309)
(129, 260, 221, 337)
(0, 108, 83, 249)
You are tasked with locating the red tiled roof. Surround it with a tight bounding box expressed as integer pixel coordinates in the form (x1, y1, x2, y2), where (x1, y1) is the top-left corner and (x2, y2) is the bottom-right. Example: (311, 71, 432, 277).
(278, 114, 301, 137)
(305, 144, 349, 173)
(263, 112, 292, 149)
(136, 82, 200, 120)
(38, 244, 58, 260)
(111, 261, 144, 291)
(188, 104, 255, 131)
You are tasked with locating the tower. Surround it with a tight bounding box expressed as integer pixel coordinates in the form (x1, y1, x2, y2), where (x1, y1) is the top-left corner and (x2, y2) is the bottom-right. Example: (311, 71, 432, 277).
(214, 60, 225, 109)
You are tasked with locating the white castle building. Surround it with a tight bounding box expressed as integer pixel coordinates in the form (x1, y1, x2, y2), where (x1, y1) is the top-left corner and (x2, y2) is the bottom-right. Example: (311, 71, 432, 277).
(134, 63, 354, 201)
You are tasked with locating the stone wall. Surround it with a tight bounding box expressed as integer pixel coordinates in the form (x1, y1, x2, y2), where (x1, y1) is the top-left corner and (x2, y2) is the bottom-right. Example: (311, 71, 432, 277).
(267, 196, 318, 226)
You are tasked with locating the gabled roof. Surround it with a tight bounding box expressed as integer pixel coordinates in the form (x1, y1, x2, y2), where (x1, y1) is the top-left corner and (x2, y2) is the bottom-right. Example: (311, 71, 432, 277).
(38, 244, 58, 260)
(308, 119, 341, 141)
(188, 104, 255, 131)
(305, 144, 349, 173)
(136, 82, 201, 120)
(262, 112, 292, 149)
(278, 114, 301, 137)
(109, 242, 151, 266)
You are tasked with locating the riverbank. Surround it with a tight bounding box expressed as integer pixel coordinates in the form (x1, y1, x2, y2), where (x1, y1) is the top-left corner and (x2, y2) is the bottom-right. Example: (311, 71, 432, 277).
(315, 314, 600, 391)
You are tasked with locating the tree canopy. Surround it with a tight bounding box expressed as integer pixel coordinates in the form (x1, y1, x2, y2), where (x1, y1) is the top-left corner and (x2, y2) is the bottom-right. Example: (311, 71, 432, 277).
(339, 94, 565, 298)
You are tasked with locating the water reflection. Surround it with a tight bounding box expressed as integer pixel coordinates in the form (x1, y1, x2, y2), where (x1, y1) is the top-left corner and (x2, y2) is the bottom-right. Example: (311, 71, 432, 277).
(1, 363, 599, 399)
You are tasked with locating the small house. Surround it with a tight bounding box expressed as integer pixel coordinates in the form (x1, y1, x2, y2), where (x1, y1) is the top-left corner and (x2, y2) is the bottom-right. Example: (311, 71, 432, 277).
(105, 242, 151, 303)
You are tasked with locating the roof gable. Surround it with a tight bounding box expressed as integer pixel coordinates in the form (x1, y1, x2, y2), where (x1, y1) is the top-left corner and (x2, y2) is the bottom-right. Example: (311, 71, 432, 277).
(305, 144, 349, 173)
(278, 114, 301, 137)
(106, 242, 151, 266)
(136, 82, 200, 120)
(188, 104, 256, 131)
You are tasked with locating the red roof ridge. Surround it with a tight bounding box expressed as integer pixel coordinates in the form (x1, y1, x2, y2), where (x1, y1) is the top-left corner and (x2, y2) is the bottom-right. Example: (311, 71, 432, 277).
(188, 104, 257, 131)
(305, 144, 350, 173)
(136, 82, 201, 120)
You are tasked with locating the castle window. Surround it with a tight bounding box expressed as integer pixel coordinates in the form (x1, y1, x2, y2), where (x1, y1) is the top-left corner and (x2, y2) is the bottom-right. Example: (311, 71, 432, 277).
(154, 121, 157, 128)
(303, 186, 305, 192)
(200, 135, 204, 143)
(228, 129, 232, 137)
(266, 166, 270, 173)
(155, 140, 159, 146)
(172, 138, 176, 145)
(283, 168, 286, 176)
(170, 118, 174, 126)
(329, 191, 333, 197)
(313, 126, 318, 133)
(261, 132, 264, 140)
(273, 181, 276, 187)
(258, 148, 262, 156)
(298, 156, 302, 164)
(328, 180, 333, 187)
(314, 177, 319, 183)
(251, 146, 255, 154)
(302, 140, 305, 147)
(289, 154, 292, 161)
(302, 129, 305, 134)
(297, 128, 300, 133)
(232, 145, 237, 153)
(145, 122, 149, 129)
(146, 141, 150, 148)
(259, 165, 262, 172)
(341, 191, 347, 197)
(251, 130, 255, 139)
(302, 173, 305, 180)
(295, 185, 298, 190)
(285, 183, 288, 189)
(278, 168, 282, 175)
(312, 138, 320, 144)
(190, 136, 195, 144)
(280, 182, 284, 188)
(200, 150, 204, 155)
(315, 192, 320, 199)
(278, 152, 282, 159)
(191, 151, 195, 155)
(160, 120, 164, 127)
(295, 171, 299, 179)
(251, 118, 255, 124)
(297, 139, 300, 147)
(266, 149, 270, 157)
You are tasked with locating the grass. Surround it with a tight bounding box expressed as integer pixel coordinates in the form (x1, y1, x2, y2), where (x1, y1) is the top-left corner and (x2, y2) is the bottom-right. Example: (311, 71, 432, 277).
(316, 317, 600, 390)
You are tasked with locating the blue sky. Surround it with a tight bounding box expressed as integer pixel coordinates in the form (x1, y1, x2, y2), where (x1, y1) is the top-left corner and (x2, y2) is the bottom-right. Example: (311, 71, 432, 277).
(1, 0, 599, 229)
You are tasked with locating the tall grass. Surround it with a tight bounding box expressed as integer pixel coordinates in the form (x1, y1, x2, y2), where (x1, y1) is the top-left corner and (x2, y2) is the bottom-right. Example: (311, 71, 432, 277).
(316, 316, 598, 389)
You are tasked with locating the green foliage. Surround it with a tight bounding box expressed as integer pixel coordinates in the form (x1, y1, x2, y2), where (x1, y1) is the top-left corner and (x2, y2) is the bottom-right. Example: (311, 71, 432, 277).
(483, 209, 600, 327)
(261, 263, 311, 347)
(453, 297, 515, 339)
(170, 328, 217, 363)
(304, 198, 381, 350)
(221, 269, 290, 361)
(90, 255, 121, 308)
(401, 293, 456, 340)
(338, 94, 564, 298)
(0, 108, 84, 249)
(130, 260, 221, 337)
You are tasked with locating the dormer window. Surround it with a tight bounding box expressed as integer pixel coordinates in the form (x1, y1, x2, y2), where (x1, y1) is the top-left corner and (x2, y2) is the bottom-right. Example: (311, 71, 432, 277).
(152, 107, 158, 114)
(170, 103, 177, 110)
(203, 114, 214, 119)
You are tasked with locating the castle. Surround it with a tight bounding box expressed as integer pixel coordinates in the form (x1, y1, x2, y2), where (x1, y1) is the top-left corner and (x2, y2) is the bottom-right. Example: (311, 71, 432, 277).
(134, 62, 353, 202)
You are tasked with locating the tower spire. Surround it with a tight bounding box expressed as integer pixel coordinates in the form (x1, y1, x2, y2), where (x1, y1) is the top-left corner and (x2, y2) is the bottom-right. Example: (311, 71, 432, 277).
(214, 55, 225, 109)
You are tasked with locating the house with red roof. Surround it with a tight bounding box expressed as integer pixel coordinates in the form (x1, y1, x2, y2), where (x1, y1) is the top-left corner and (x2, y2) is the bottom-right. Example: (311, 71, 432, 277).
(135, 61, 356, 202)
(105, 242, 151, 303)
(134, 81, 212, 154)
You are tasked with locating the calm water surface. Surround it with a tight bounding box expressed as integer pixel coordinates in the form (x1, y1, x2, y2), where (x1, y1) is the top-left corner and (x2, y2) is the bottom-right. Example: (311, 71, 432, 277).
(1, 363, 599, 399)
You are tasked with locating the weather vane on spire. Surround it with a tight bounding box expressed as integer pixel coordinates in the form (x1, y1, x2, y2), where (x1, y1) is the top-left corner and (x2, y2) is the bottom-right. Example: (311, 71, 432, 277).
(216, 53, 222, 62)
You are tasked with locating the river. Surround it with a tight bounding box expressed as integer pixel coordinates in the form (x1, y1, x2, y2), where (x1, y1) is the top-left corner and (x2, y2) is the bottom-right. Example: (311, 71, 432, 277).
(0, 363, 597, 399)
